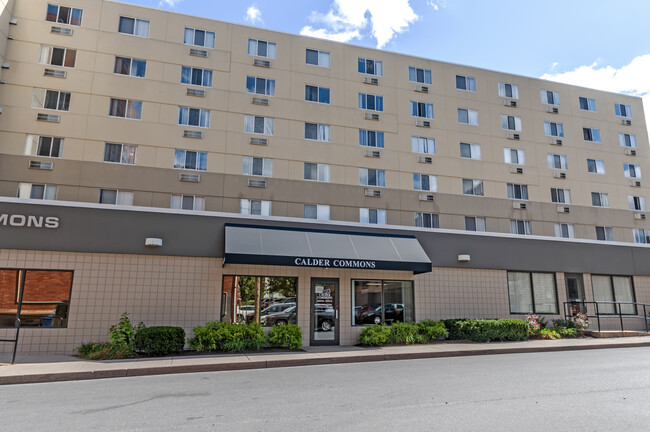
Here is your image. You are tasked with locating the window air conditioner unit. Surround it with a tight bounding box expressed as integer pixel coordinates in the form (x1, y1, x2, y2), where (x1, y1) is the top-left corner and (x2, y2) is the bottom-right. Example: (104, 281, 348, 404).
(189, 48, 208, 57)
(550, 138, 562, 146)
(253, 58, 270, 68)
(503, 99, 517, 107)
(1, 62, 9, 69)
(419, 194, 435, 201)
(364, 112, 379, 121)
(417, 156, 432, 164)
(364, 189, 382, 197)
(249, 137, 268, 146)
(248, 179, 267, 188)
(620, 119, 631, 126)
(415, 119, 430, 128)
(624, 149, 636, 156)
(44, 68, 66, 78)
(414, 84, 428, 93)
(509, 167, 524, 174)
(365, 150, 380, 158)
(630, 180, 641, 187)
(179, 173, 200, 182)
(506, 132, 520, 140)
(186, 88, 205, 97)
(552, 171, 566, 179)
(513, 202, 526, 210)
(29, 160, 53, 170)
(251, 97, 269, 106)
(557, 206, 570, 213)
(36, 113, 60, 122)
(546, 106, 559, 114)
(183, 130, 203, 139)
(363, 77, 378, 85)
(9, 18, 17, 25)
(634, 213, 646, 220)
(50, 26, 73, 36)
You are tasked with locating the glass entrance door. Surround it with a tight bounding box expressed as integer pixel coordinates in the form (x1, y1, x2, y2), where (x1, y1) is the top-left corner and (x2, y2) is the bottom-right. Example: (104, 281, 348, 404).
(310, 279, 339, 345)
(565, 273, 586, 315)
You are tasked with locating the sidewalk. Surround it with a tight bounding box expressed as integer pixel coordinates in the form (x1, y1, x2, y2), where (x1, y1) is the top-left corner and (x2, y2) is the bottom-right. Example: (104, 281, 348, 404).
(2, 336, 650, 385)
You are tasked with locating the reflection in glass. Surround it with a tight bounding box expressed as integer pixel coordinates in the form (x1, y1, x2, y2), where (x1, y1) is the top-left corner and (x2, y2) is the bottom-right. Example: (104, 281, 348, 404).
(352, 280, 414, 326)
(221, 276, 297, 327)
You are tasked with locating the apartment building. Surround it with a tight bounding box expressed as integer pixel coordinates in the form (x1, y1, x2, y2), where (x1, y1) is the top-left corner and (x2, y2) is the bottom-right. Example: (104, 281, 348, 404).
(1, 0, 649, 354)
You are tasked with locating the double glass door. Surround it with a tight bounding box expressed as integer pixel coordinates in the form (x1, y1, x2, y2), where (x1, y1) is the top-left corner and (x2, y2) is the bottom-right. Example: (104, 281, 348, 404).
(565, 273, 586, 314)
(310, 279, 339, 345)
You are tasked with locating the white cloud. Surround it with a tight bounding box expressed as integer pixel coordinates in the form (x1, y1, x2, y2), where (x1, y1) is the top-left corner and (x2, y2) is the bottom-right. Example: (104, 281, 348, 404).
(427, 0, 446, 11)
(158, 0, 181, 7)
(245, 4, 263, 25)
(300, 0, 418, 49)
(541, 54, 650, 140)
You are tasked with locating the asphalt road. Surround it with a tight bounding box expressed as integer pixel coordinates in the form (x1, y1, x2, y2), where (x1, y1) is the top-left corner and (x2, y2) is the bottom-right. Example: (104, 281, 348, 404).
(2, 347, 650, 431)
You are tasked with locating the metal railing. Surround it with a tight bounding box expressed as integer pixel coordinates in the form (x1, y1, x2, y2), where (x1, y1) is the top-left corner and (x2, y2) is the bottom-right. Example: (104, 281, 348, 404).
(0, 317, 21, 364)
(563, 301, 650, 332)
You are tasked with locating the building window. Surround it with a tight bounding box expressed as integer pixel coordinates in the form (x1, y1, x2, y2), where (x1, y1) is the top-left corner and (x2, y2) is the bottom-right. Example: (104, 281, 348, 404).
(174, 149, 207, 171)
(305, 123, 330, 141)
(633, 229, 650, 244)
(460, 142, 481, 160)
(413, 174, 437, 192)
(99, 189, 133, 205)
(550, 188, 571, 204)
(184, 27, 215, 48)
(359, 168, 385, 187)
(114, 56, 146, 78)
(359, 93, 383, 111)
(462, 179, 484, 196)
(415, 212, 439, 229)
(501, 115, 522, 131)
(358, 58, 382, 76)
(352, 280, 414, 326)
(458, 108, 479, 125)
(31, 89, 70, 111)
(465, 216, 486, 232)
(547, 153, 568, 170)
(241, 199, 271, 216)
(221, 276, 297, 325)
(595, 226, 614, 241)
(104, 143, 136, 164)
(619, 133, 637, 148)
(109, 98, 142, 120)
(554, 223, 574, 239)
(305, 85, 330, 104)
(591, 192, 609, 208)
(39, 46, 76, 68)
(456, 75, 476, 92)
(587, 159, 605, 174)
(592, 275, 636, 314)
(0, 269, 73, 328)
(183, 67, 213, 87)
(304, 163, 330, 182)
(504, 148, 525, 165)
(248, 39, 276, 58)
(306, 49, 330, 67)
(17, 183, 58, 200)
(245, 76, 274, 95)
(409, 67, 432, 84)
(304, 204, 330, 220)
(243, 157, 273, 177)
(498, 82, 519, 99)
(24, 135, 64, 158)
(411, 136, 435, 154)
(178, 106, 210, 128)
(359, 130, 384, 148)
(628, 195, 646, 211)
(244, 115, 274, 135)
(118, 16, 149, 37)
(614, 103, 632, 118)
(507, 271, 558, 314)
(541, 90, 560, 106)
(583, 127, 601, 143)
(624, 164, 641, 178)
(579, 97, 596, 112)
(359, 209, 386, 224)
(410, 101, 433, 118)
(544, 121, 564, 137)
(46, 3, 82, 26)
(510, 220, 532, 235)
(171, 195, 204, 211)
(507, 183, 529, 200)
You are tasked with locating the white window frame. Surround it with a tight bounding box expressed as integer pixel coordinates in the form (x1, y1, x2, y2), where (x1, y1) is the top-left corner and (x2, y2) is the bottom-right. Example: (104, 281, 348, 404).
(504, 148, 525, 165)
(456, 75, 476, 92)
(184, 27, 215, 49)
(409, 67, 432, 84)
(501, 115, 522, 131)
(465, 216, 486, 232)
(544, 121, 564, 137)
(359, 93, 383, 112)
(39, 45, 77, 68)
(358, 58, 382, 76)
(359, 130, 384, 148)
(103, 142, 136, 165)
(108, 98, 142, 120)
(303, 204, 330, 220)
(633, 229, 650, 244)
(17, 183, 58, 200)
(587, 159, 605, 175)
(178, 106, 210, 128)
(510, 220, 532, 236)
(410, 101, 433, 119)
(507, 183, 529, 200)
(244, 115, 274, 135)
(591, 192, 610, 208)
(114, 56, 146, 78)
(624, 164, 642, 179)
(360, 208, 386, 225)
(245, 76, 274, 96)
(305, 85, 330, 104)
(118, 16, 150, 38)
(359, 168, 386, 187)
(413, 174, 437, 192)
(579, 97, 597, 112)
(171, 194, 205, 211)
(628, 196, 647, 211)
(458, 108, 479, 125)
(99, 189, 134, 206)
(31, 88, 70, 111)
(183, 66, 213, 87)
(304, 162, 330, 182)
(174, 149, 207, 171)
(411, 136, 435, 154)
(498, 82, 519, 99)
(619, 133, 637, 149)
(547, 153, 568, 170)
(240, 199, 272, 216)
(46, 3, 83, 26)
(460, 142, 481, 160)
(596, 226, 614, 241)
(614, 103, 632, 118)
(306, 49, 330, 68)
(248, 39, 276, 59)
(415, 212, 439, 229)
(462, 179, 484, 196)
(551, 188, 572, 204)
(583, 127, 601, 143)
(24, 135, 64, 158)
(305, 123, 330, 142)
(541, 90, 560, 106)
(242, 156, 273, 177)
(554, 223, 575, 239)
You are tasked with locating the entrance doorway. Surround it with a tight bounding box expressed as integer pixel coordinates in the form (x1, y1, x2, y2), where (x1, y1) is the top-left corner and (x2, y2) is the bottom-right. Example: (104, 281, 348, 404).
(565, 273, 586, 315)
(310, 278, 339, 346)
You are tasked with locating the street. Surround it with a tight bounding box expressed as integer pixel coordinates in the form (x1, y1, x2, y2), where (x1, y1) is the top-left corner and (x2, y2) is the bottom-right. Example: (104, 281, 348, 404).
(2, 347, 650, 431)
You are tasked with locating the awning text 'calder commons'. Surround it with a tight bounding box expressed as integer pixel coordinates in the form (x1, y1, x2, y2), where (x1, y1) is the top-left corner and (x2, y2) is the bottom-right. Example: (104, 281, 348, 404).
(294, 258, 376, 269)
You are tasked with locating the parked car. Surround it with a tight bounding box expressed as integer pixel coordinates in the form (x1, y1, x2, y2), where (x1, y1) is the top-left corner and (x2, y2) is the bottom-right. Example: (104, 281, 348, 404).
(261, 305, 297, 326)
(314, 304, 335, 332)
(236, 305, 255, 323)
(359, 303, 405, 324)
(280, 297, 296, 303)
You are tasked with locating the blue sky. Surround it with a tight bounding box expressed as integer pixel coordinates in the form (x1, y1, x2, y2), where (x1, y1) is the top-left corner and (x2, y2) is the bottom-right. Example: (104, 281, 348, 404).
(120, 0, 649, 127)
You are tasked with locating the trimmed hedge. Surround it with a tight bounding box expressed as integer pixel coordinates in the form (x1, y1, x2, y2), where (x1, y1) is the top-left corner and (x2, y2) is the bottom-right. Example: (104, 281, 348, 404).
(358, 324, 391, 346)
(443, 319, 528, 342)
(134, 326, 185, 356)
(267, 324, 302, 350)
(359, 319, 448, 346)
(188, 322, 266, 353)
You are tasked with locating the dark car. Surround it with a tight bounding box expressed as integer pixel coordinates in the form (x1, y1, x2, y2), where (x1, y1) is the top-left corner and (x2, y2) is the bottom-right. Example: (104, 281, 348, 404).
(360, 303, 405, 324)
(314, 304, 335, 331)
(247, 302, 295, 323)
(261, 305, 297, 326)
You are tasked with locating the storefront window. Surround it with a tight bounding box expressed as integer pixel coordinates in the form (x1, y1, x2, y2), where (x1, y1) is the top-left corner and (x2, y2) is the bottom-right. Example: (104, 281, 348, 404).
(352, 280, 414, 325)
(221, 276, 297, 327)
(507, 271, 558, 314)
(0, 269, 73, 328)
(591, 275, 636, 315)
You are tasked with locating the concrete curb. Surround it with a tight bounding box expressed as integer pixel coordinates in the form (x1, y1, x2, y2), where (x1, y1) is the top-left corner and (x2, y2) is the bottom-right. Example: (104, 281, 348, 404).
(2, 340, 650, 386)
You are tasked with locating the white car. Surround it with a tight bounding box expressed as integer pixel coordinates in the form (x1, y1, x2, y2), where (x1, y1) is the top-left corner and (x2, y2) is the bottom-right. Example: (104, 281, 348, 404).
(237, 305, 255, 322)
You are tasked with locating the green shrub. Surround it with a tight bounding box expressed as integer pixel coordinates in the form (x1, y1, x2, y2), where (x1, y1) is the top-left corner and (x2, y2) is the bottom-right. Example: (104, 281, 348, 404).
(358, 324, 391, 346)
(552, 318, 578, 329)
(389, 322, 421, 344)
(188, 322, 265, 353)
(444, 319, 528, 342)
(134, 326, 185, 356)
(267, 324, 302, 350)
(417, 320, 447, 342)
(108, 313, 144, 356)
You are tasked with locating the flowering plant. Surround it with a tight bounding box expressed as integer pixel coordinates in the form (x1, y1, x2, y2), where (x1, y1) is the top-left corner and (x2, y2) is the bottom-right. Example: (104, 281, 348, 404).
(526, 314, 541, 335)
(571, 312, 589, 330)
